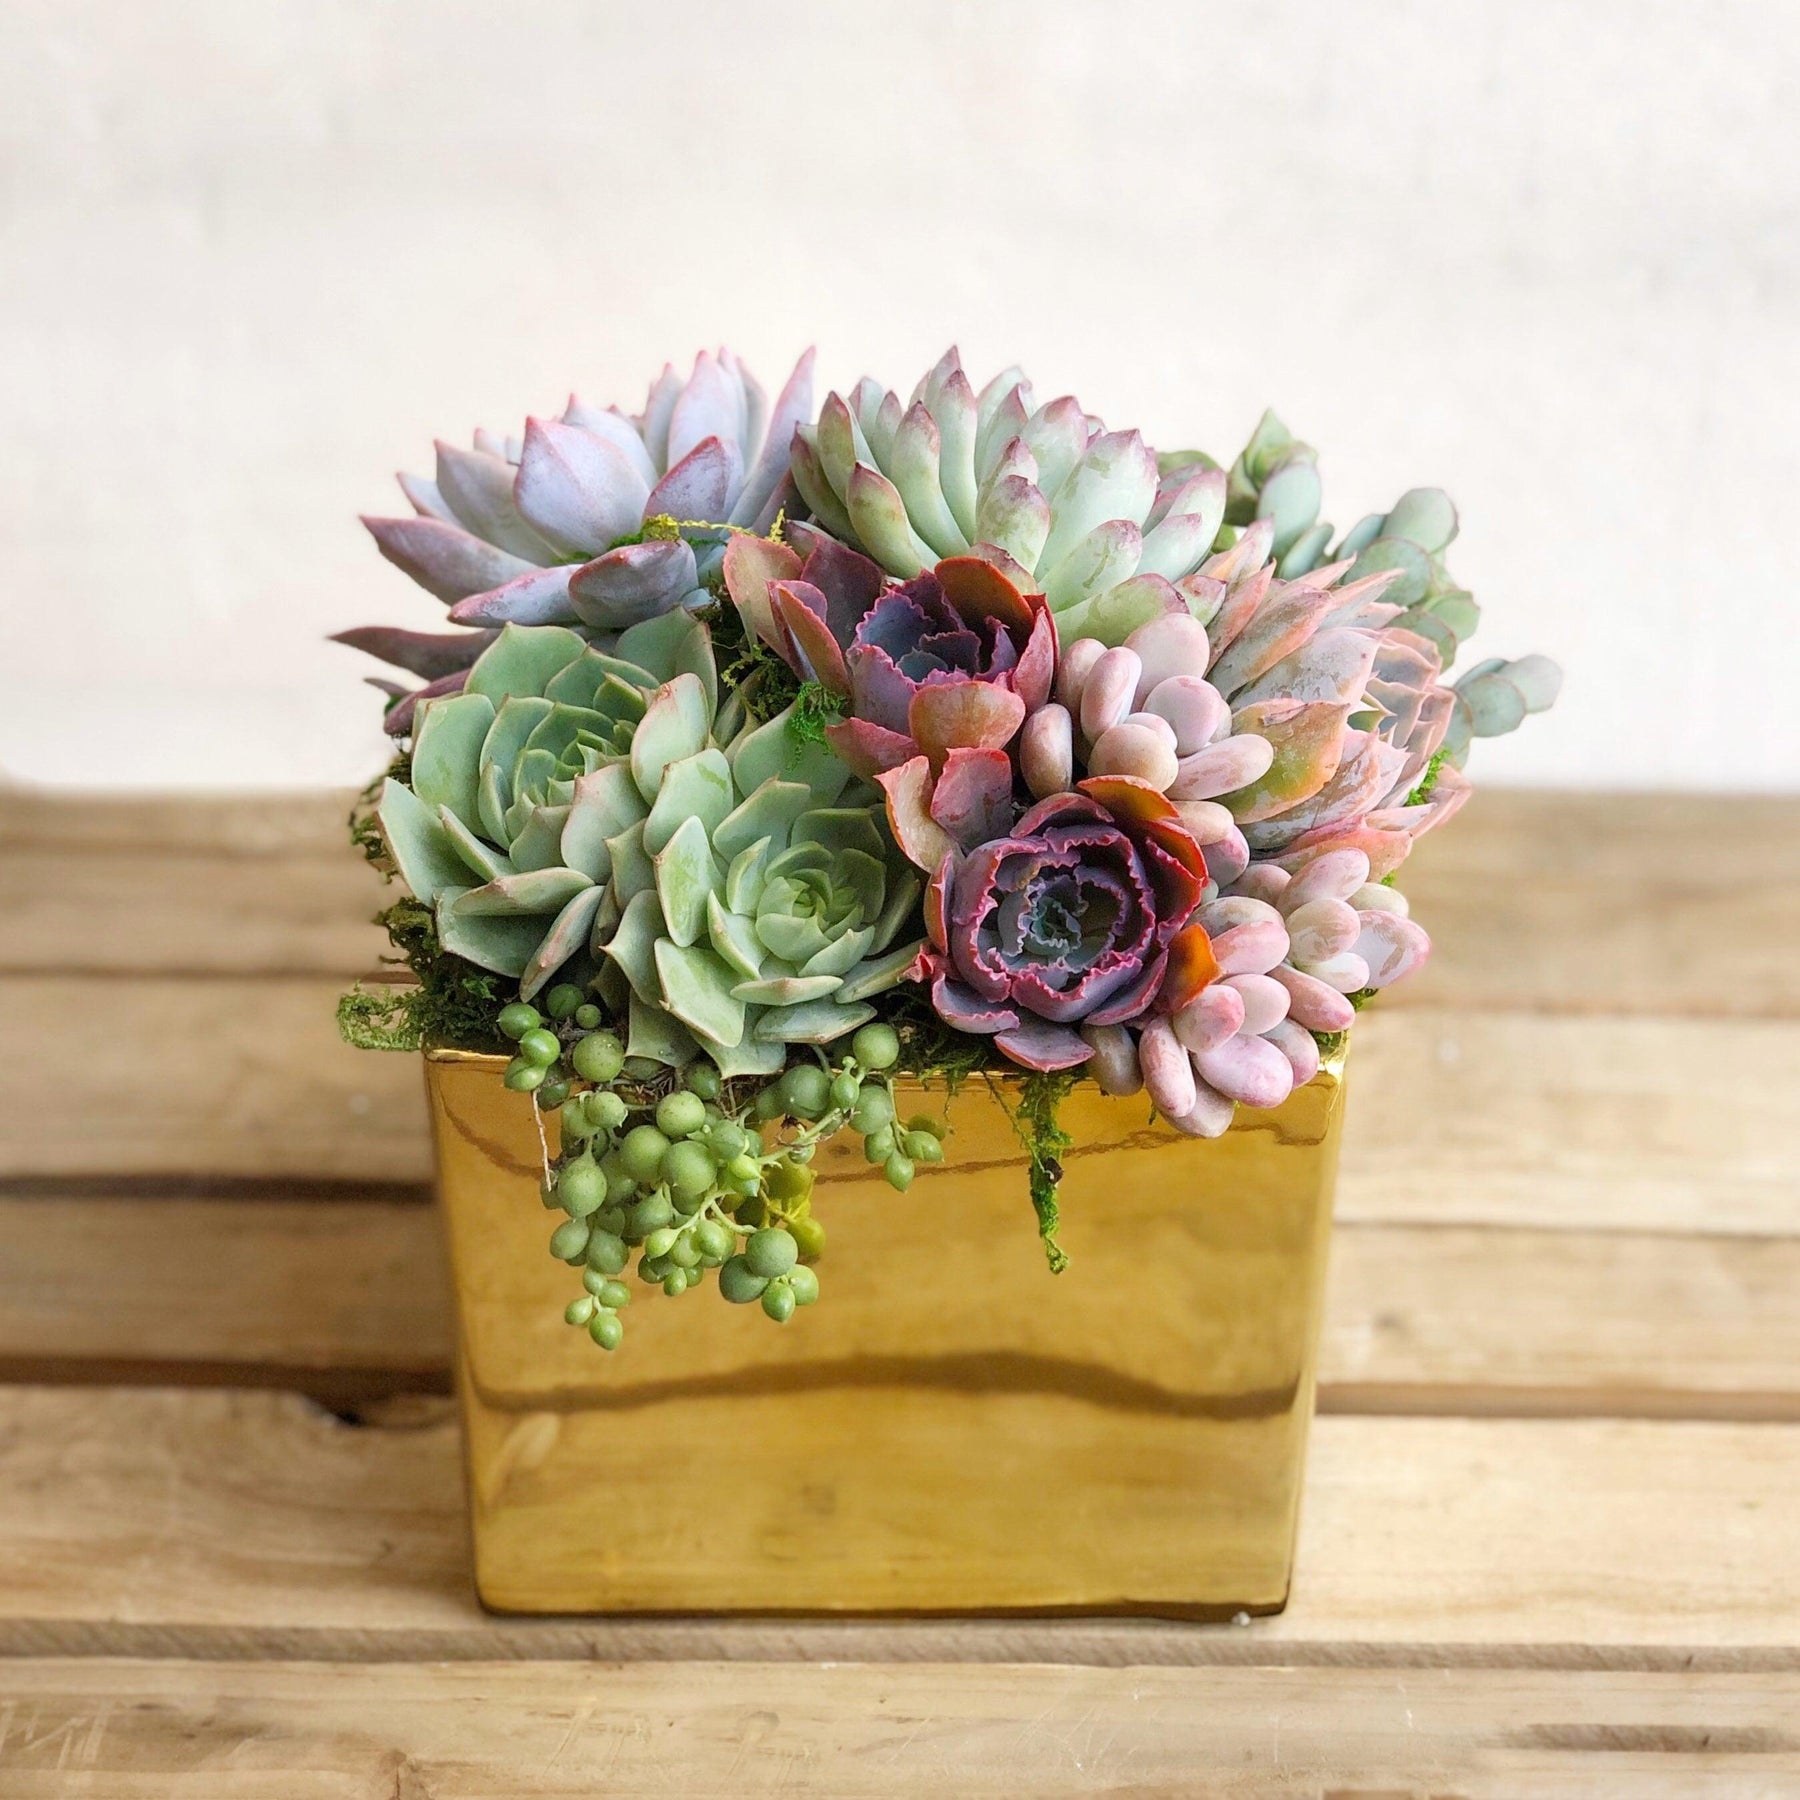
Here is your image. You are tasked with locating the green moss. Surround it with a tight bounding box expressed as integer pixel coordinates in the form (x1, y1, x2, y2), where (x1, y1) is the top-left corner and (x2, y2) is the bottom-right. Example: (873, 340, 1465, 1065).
(1404, 746, 1449, 807)
(336, 897, 509, 1054)
(991, 1069, 1077, 1275)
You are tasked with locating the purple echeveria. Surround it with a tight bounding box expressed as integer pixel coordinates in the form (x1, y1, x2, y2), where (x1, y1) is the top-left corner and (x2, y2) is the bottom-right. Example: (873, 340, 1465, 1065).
(724, 529, 1056, 781)
(337, 348, 814, 733)
(908, 776, 1217, 1072)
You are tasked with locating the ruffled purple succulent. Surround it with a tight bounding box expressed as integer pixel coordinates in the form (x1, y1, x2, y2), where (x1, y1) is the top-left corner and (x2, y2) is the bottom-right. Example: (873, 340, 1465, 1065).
(724, 529, 1055, 778)
(911, 776, 1217, 1071)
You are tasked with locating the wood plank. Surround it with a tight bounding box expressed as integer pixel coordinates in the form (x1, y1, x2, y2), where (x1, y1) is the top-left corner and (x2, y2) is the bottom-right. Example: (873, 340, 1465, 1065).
(5, 1201, 1798, 1422)
(1320, 1223, 1800, 1421)
(0, 1660, 1794, 1796)
(1389, 787, 1800, 1019)
(5, 984, 1793, 1237)
(0, 787, 383, 977)
(1339, 1009, 1800, 1233)
(0, 1197, 450, 1395)
(0, 977, 431, 1184)
(9, 789, 1799, 1020)
(0, 1388, 1793, 1667)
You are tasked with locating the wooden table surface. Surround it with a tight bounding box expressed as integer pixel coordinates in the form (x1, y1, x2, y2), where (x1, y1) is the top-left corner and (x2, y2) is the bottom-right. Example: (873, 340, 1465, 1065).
(0, 787, 1796, 1795)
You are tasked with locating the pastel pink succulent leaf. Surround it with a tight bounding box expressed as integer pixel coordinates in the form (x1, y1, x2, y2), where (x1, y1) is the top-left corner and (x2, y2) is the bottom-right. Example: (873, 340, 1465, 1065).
(927, 746, 1017, 853)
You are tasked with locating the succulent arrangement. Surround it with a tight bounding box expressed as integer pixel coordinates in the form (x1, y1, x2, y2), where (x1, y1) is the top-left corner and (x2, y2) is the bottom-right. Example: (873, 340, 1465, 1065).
(340, 346, 1557, 1346)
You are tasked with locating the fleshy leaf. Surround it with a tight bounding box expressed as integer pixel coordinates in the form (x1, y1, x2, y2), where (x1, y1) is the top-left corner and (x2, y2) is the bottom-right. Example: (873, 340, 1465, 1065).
(655, 939, 748, 1047)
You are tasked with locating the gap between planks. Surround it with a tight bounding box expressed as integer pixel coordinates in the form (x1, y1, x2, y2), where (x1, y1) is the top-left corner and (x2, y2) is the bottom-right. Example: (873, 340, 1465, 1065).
(0, 1660, 1795, 1796)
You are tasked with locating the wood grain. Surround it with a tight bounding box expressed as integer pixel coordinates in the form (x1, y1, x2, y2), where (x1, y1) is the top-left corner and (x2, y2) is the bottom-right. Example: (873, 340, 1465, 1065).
(0, 1387, 1793, 1667)
(0, 787, 383, 977)
(1389, 788, 1800, 1018)
(0, 1659, 1794, 1796)
(6, 1201, 1799, 1422)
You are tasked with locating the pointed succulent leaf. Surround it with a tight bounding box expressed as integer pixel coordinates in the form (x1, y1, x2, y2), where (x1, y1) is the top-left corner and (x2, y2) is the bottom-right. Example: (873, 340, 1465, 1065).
(513, 418, 650, 555)
(653, 813, 719, 947)
(732, 972, 842, 1007)
(435, 805, 511, 882)
(519, 885, 606, 1001)
(560, 763, 643, 882)
(434, 443, 555, 561)
(506, 803, 573, 872)
(1041, 520, 1143, 615)
(410, 691, 497, 830)
(464, 624, 586, 705)
(753, 998, 877, 1044)
(433, 893, 546, 978)
(722, 533, 804, 652)
(644, 434, 742, 521)
(361, 515, 536, 605)
(630, 673, 711, 803)
(706, 891, 766, 979)
(655, 940, 748, 1047)
(1225, 701, 1355, 823)
(446, 564, 578, 627)
(604, 888, 666, 1002)
(732, 347, 815, 528)
(567, 538, 699, 629)
(835, 938, 926, 1003)
(846, 463, 934, 577)
(727, 704, 851, 803)
(627, 991, 699, 1066)
(376, 778, 469, 903)
(331, 625, 498, 679)
(605, 820, 656, 904)
(644, 748, 735, 856)
(712, 779, 810, 863)
(1036, 430, 1159, 574)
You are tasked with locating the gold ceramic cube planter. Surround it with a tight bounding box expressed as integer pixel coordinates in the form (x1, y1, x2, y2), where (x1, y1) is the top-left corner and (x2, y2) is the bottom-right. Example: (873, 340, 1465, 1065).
(426, 1046, 1346, 1618)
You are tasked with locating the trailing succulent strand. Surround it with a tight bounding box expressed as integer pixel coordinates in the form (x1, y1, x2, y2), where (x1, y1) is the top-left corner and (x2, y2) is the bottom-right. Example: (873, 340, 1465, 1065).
(340, 342, 1559, 1348)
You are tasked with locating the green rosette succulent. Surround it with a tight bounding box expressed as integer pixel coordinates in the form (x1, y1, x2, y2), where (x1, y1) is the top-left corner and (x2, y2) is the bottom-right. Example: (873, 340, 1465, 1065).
(376, 611, 921, 1075)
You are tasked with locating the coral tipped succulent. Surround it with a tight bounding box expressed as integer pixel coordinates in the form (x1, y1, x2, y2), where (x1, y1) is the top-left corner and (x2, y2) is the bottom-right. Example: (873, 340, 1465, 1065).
(342, 340, 1559, 1343)
(337, 348, 814, 732)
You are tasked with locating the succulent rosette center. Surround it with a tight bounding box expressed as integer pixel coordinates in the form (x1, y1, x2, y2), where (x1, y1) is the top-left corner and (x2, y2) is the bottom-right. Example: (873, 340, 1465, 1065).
(916, 777, 1217, 1071)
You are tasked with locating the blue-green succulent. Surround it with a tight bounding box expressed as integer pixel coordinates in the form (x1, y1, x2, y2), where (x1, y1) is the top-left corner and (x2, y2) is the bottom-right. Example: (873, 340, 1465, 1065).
(376, 613, 920, 1073)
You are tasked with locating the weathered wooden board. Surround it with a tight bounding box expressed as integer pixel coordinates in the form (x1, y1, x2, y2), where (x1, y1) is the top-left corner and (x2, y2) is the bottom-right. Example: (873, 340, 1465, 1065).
(5, 988, 1793, 1238)
(0, 1387, 1793, 1667)
(0, 1659, 1794, 1796)
(5, 1201, 1798, 1421)
(0, 787, 384, 977)
(1389, 788, 1800, 1019)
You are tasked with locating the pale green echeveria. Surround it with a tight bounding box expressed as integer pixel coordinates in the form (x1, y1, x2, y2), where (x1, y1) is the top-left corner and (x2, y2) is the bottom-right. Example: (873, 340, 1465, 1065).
(787, 347, 1228, 652)
(600, 681, 923, 1077)
(376, 616, 921, 1074)
(1219, 410, 1559, 764)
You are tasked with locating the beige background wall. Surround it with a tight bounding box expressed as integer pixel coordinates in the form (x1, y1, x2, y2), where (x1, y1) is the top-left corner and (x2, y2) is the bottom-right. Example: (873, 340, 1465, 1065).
(2, 0, 1795, 790)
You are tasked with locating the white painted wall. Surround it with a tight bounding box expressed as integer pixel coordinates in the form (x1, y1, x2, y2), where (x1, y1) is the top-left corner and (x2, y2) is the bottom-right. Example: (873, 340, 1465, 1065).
(3, 0, 1795, 791)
